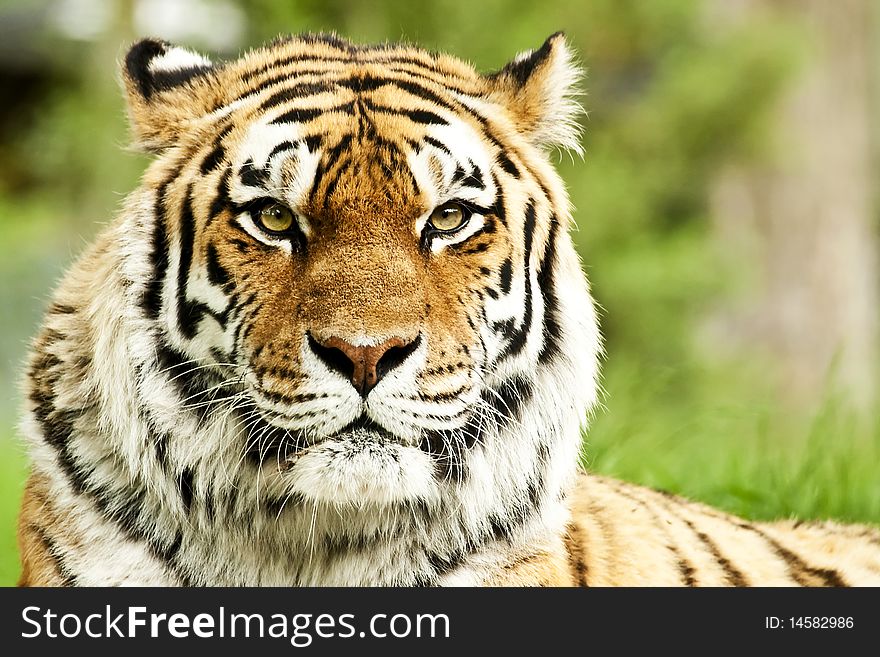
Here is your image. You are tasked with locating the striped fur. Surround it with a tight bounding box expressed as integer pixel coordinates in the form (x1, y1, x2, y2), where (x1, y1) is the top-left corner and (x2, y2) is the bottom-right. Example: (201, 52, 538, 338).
(17, 33, 879, 586)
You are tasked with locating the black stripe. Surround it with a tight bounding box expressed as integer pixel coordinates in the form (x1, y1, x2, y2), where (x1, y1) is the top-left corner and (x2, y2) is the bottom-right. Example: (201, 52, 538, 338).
(661, 503, 749, 587)
(746, 525, 848, 587)
(488, 448, 548, 545)
(205, 242, 231, 290)
(362, 99, 448, 126)
(461, 242, 490, 255)
(156, 341, 207, 416)
(421, 549, 466, 585)
(423, 136, 452, 157)
(258, 82, 334, 111)
(496, 151, 520, 178)
(310, 134, 353, 205)
(48, 302, 78, 315)
(537, 215, 562, 364)
(319, 166, 346, 211)
(263, 493, 308, 519)
(161, 532, 184, 566)
(609, 481, 698, 586)
(175, 187, 201, 340)
(321, 133, 354, 176)
(270, 101, 355, 126)
(242, 408, 305, 467)
(564, 523, 590, 587)
(29, 387, 91, 498)
(419, 432, 467, 483)
(249, 63, 516, 168)
(229, 237, 251, 253)
(238, 159, 268, 189)
(268, 140, 297, 161)
(153, 430, 169, 467)
(395, 107, 448, 126)
(31, 524, 77, 586)
(240, 52, 353, 84)
(200, 143, 225, 175)
(384, 61, 476, 90)
(689, 525, 748, 587)
(463, 166, 485, 190)
(141, 183, 173, 319)
(207, 169, 232, 223)
(499, 257, 513, 294)
(491, 317, 516, 340)
(269, 106, 323, 125)
(488, 377, 533, 429)
(150, 65, 213, 95)
(416, 383, 471, 404)
(236, 67, 349, 100)
(497, 201, 536, 360)
(488, 192, 507, 228)
(451, 162, 467, 185)
(336, 74, 464, 119)
(380, 77, 461, 115)
(126, 39, 167, 100)
(336, 75, 387, 93)
(684, 497, 852, 587)
(177, 188, 233, 338)
(304, 134, 323, 152)
(253, 388, 319, 407)
(677, 559, 698, 586)
(177, 468, 195, 513)
(448, 161, 486, 192)
(199, 122, 233, 179)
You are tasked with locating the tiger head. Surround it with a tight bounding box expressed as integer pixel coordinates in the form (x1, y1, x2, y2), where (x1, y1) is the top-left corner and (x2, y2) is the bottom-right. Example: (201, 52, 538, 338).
(121, 33, 600, 528)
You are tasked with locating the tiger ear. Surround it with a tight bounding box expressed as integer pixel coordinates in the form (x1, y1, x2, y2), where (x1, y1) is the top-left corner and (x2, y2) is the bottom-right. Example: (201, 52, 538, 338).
(487, 32, 584, 155)
(122, 39, 222, 152)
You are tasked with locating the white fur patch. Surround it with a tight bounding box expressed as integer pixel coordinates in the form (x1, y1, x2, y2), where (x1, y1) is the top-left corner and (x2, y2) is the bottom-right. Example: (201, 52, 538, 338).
(148, 46, 212, 74)
(285, 437, 439, 506)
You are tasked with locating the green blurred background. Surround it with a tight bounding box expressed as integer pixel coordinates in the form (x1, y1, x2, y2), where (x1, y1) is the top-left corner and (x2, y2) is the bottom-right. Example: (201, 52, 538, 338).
(0, 0, 878, 586)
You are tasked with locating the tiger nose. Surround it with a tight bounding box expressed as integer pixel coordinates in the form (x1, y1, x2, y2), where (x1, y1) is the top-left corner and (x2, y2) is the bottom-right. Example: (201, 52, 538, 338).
(307, 333, 422, 397)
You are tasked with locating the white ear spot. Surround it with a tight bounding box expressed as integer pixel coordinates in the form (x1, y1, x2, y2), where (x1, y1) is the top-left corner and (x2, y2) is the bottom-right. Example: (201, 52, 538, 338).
(147, 46, 213, 74)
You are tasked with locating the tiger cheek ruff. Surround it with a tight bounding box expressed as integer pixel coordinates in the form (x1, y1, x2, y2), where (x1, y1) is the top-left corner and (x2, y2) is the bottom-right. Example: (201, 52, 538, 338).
(17, 34, 880, 586)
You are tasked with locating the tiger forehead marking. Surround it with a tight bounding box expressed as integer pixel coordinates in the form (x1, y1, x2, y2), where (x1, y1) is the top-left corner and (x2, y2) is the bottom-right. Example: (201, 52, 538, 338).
(20, 32, 877, 588)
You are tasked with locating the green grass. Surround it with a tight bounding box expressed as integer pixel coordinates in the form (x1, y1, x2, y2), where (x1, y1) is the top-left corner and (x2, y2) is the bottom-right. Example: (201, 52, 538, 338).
(0, 434, 28, 587)
(584, 358, 880, 525)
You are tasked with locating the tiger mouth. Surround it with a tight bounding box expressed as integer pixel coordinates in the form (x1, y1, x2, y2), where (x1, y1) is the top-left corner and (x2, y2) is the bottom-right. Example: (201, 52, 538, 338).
(328, 415, 403, 443)
(270, 414, 411, 467)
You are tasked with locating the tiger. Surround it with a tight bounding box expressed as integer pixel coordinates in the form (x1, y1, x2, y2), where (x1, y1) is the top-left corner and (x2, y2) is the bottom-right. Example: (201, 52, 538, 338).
(17, 32, 880, 587)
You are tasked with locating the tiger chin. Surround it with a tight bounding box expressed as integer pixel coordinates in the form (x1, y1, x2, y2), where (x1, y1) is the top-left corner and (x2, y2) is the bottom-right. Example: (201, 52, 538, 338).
(17, 33, 879, 587)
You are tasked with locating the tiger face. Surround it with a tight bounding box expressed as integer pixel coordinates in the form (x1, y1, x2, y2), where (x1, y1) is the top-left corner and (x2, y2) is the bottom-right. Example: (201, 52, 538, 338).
(124, 34, 599, 518)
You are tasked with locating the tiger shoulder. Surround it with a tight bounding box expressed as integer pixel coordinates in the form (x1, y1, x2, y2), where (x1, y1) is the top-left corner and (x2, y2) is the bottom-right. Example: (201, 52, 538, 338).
(17, 32, 880, 586)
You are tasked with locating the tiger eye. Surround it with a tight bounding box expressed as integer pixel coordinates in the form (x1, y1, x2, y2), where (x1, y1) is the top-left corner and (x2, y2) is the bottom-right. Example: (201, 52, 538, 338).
(429, 202, 468, 232)
(257, 203, 295, 233)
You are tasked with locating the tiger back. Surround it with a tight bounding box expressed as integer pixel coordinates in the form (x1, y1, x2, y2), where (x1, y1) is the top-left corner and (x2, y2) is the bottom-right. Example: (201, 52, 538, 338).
(17, 33, 880, 586)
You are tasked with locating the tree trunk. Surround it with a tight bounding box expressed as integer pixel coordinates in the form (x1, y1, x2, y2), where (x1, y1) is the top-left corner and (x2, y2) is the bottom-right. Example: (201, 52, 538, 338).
(708, 0, 878, 411)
